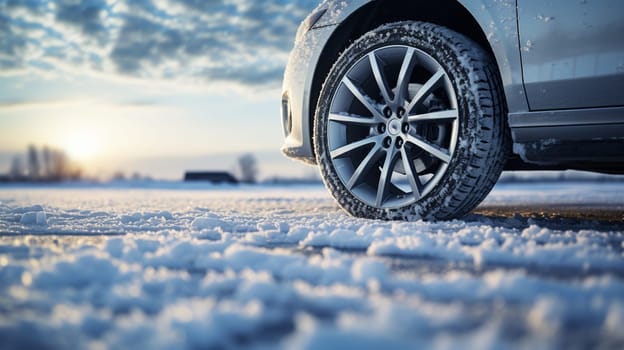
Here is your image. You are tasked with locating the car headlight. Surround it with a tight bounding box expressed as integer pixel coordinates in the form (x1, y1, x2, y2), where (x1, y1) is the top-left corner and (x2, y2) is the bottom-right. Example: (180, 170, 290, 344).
(295, 8, 328, 43)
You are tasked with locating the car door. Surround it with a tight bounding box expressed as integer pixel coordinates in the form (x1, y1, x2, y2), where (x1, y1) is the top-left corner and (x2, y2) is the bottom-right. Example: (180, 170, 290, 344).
(517, 0, 624, 110)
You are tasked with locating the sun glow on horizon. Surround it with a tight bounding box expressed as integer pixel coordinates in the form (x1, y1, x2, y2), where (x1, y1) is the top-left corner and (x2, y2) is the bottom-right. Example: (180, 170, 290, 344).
(62, 130, 102, 161)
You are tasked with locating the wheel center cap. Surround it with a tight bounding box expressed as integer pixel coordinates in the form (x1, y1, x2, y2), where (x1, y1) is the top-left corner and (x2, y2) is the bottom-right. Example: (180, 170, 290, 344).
(388, 119, 401, 136)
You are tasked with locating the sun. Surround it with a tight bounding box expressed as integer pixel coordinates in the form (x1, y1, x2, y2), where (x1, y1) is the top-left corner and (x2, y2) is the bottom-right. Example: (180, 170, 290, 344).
(63, 130, 101, 161)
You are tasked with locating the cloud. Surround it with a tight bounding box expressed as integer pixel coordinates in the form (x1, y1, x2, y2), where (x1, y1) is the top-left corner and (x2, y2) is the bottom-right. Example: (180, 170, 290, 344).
(54, 0, 111, 41)
(0, 0, 319, 89)
(0, 19, 27, 69)
(110, 15, 185, 74)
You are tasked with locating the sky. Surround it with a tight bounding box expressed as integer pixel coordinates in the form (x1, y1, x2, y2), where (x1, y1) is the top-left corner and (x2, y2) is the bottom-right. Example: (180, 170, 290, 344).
(0, 0, 320, 180)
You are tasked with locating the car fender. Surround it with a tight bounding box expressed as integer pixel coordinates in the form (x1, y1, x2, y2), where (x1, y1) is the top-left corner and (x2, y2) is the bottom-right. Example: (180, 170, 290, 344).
(314, 0, 528, 113)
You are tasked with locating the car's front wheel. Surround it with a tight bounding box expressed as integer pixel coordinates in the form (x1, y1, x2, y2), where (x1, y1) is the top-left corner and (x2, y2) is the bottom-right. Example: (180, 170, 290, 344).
(314, 21, 510, 220)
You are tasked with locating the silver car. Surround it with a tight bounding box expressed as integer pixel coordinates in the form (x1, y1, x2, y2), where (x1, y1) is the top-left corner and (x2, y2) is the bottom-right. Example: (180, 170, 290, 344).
(280, 0, 624, 220)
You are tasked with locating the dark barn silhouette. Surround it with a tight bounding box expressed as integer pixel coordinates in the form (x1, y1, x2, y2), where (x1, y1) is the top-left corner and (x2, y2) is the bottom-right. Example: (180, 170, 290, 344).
(184, 171, 238, 184)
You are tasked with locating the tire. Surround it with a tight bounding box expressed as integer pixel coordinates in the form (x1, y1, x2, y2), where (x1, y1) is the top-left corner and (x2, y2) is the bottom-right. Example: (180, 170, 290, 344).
(313, 21, 510, 221)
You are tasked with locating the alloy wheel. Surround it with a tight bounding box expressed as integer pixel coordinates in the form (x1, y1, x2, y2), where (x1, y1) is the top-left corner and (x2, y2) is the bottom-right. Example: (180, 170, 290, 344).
(327, 45, 459, 209)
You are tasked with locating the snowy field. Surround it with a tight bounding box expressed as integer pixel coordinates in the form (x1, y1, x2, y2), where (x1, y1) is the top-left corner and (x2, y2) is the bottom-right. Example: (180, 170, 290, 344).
(0, 182, 623, 349)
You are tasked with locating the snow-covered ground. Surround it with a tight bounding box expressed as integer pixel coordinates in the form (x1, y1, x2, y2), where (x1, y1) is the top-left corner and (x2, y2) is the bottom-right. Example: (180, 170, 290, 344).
(0, 182, 623, 349)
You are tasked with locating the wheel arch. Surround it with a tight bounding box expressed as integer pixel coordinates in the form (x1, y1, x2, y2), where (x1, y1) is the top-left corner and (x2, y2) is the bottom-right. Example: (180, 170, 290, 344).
(308, 0, 526, 160)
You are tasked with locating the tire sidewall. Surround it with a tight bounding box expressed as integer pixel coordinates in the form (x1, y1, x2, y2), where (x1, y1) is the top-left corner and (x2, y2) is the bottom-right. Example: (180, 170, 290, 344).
(314, 22, 495, 220)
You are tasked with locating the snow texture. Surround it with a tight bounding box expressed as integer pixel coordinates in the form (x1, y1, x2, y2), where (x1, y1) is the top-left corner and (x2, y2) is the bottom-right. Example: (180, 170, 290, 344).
(0, 183, 623, 349)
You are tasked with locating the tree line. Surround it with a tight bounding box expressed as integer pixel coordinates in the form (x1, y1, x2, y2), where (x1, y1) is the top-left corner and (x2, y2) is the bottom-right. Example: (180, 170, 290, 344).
(7, 145, 82, 182)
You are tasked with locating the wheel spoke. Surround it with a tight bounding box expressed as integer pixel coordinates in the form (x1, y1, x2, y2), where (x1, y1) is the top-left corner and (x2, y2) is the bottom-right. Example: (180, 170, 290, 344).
(400, 148, 422, 199)
(342, 76, 384, 120)
(347, 144, 382, 190)
(395, 47, 416, 103)
(406, 134, 451, 163)
(329, 113, 378, 125)
(405, 69, 445, 113)
(368, 53, 393, 104)
(408, 109, 458, 123)
(376, 148, 398, 206)
(330, 135, 382, 159)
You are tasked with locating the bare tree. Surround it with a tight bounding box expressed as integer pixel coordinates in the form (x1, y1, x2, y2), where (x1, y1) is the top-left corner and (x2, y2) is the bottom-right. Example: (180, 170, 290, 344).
(6, 146, 82, 183)
(237, 153, 258, 184)
(48, 149, 65, 180)
(9, 156, 24, 179)
(111, 171, 126, 181)
(46, 148, 82, 181)
(42, 146, 51, 178)
(27, 144, 40, 180)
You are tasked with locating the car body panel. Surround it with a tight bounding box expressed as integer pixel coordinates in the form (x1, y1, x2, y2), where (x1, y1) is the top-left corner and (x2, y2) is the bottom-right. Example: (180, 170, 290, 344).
(312, 0, 371, 28)
(455, 0, 527, 113)
(282, 24, 337, 163)
(282, 0, 370, 163)
(517, 0, 624, 110)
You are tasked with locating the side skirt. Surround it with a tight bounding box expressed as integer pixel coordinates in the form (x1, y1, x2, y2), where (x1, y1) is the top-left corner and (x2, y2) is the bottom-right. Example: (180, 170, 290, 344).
(507, 106, 624, 174)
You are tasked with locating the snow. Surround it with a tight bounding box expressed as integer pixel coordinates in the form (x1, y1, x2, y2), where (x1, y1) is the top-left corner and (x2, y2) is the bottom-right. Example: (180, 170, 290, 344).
(191, 216, 234, 231)
(537, 14, 555, 22)
(0, 182, 623, 349)
(523, 39, 534, 52)
(19, 211, 47, 225)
